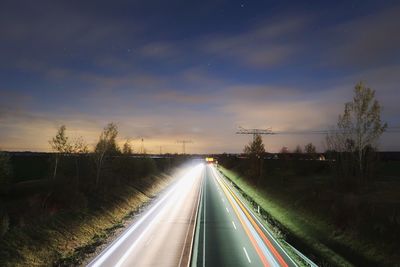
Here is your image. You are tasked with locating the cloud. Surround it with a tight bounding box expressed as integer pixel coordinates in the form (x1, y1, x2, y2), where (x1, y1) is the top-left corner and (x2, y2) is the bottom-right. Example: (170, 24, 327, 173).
(325, 4, 400, 67)
(151, 90, 213, 105)
(202, 16, 308, 68)
(139, 42, 179, 59)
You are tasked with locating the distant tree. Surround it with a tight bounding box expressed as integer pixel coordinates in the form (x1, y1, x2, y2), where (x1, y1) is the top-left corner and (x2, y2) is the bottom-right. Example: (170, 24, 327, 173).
(70, 136, 89, 184)
(304, 143, 316, 154)
(244, 134, 265, 182)
(49, 125, 71, 179)
(122, 139, 133, 155)
(0, 151, 10, 236)
(0, 151, 11, 193)
(94, 123, 120, 187)
(244, 134, 265, 157)
(326, 82, 387, 186)
(280, 146, 290, 154)
(294, 145, 303, 153)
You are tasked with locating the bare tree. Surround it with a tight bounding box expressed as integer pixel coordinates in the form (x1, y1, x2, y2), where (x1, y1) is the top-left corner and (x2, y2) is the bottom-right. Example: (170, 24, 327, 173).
(70, 136, 88, 184)
(294, 145, 303, 153)
(326, 82, 387, 186)
(122, 139, 133, 155)
(304, 143, 316, 154)
(94, 123, 119, 187)
(49, 125, 71, 179)
(280, 146, 290, 154)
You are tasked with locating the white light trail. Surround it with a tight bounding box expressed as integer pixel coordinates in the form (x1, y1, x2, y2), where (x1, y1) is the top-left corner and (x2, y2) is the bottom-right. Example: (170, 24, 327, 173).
(88, 163, 204, 267)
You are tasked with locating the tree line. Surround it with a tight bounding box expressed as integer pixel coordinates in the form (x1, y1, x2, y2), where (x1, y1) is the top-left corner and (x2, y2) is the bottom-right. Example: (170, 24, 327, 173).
(48, 122, 137, 188)
(0, 123, 181, 238)
(243, 82, 387, 190)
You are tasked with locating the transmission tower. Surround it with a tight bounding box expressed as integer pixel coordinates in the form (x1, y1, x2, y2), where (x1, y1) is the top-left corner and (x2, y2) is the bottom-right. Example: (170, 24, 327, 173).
(140, 138, 145, 154)
(177, 140, 193, 154)
(236, 126, 274, 141)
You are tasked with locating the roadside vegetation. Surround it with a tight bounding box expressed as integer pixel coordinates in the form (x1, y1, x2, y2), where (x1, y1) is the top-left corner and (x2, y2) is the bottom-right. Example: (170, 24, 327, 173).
(219, 82, 400, 266)
(0, 122, 187, 266)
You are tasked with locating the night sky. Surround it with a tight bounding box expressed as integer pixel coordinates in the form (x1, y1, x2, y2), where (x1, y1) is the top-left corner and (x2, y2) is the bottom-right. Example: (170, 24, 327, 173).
(1, 0, 399, 153)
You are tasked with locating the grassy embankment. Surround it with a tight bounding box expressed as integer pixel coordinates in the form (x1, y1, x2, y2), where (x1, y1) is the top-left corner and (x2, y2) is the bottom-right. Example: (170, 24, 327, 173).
(218, 160, 400, 267)
(0, 155, 185, 266)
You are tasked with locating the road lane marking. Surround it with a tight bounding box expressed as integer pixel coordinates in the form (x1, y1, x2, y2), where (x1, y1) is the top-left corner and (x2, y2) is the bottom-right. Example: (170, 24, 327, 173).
(212, 167, 288, 267)
(210, 169, 269, 266)
(232, 221, 237, 230)
(226, 207, 230, 213)
(217, 170, 298, 267)
(217, 173, 280, 266)
(221, 198, 225, 202)
(243, 247, 252, 263)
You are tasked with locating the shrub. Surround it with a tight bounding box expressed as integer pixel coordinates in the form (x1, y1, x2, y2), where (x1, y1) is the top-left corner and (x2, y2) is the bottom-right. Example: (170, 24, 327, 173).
(0, 152, 11, 193)
(0, 208, 9, 237)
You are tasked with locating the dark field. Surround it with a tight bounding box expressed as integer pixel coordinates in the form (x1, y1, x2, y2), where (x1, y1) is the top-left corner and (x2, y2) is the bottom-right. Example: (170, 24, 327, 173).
(218, 155, 400, 266)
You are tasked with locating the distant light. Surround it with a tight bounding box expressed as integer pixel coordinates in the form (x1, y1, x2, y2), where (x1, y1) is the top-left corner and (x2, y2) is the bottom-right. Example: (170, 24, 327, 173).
(205, 157, 214, 163)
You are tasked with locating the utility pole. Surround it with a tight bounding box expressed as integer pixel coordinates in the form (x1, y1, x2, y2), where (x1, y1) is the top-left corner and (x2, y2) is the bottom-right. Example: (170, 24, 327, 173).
(177, 140, 193, 154)
(140, 138, 144, 154)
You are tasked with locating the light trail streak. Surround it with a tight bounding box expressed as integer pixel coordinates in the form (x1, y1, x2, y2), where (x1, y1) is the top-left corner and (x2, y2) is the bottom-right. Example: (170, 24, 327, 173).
(211, 166, 287, 267)
(88, 164, 204, 267)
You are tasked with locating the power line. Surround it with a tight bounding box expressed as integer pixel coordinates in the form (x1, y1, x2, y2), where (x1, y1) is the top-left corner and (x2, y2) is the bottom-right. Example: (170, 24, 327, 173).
(236, 126, 400, 150)
(274, 127, 400, 135)
(236, 126, 274, 141)
(177, 140, 193, 154)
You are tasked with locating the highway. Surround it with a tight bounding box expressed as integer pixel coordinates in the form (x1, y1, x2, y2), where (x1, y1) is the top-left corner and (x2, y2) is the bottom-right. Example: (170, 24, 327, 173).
(191, 164, 297, 267)
(87, 163, 297, 267)
(87, 164, 203, 267)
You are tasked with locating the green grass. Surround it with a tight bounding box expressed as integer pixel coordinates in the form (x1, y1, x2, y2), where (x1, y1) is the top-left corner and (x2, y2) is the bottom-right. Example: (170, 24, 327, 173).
(218, 166, 398, 267)
(0, 173, 174, 267)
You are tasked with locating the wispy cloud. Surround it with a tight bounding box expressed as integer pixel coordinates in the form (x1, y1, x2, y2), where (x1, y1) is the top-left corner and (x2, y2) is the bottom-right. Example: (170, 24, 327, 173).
(324, 4, 400, 68)
(202, 16, 308, 68)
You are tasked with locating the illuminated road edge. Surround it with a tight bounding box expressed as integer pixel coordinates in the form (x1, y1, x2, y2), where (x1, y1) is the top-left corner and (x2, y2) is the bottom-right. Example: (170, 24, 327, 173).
(87, 164, 204, 267)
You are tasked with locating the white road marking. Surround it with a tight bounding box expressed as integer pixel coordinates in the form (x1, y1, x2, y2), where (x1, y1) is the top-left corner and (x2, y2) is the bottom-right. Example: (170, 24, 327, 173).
(213, 167, 281, 267)
(243, 247, 251, 263)
(226, 207, 229, 213)
(203, 172, 206, 267)
(221, 198, 225, 202)
(232, 221, 237, 230)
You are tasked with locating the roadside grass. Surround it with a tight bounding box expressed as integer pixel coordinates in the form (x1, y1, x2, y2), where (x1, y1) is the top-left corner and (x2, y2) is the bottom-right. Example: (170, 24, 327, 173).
(218, 166, 398, 267)
(0, 174, 173, 267)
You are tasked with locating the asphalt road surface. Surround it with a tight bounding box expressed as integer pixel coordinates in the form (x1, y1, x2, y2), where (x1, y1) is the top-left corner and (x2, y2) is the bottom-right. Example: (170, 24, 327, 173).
(88, 163, 297, 267)
(191, 164, 297, 267)
(87, 164, 203, 267)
